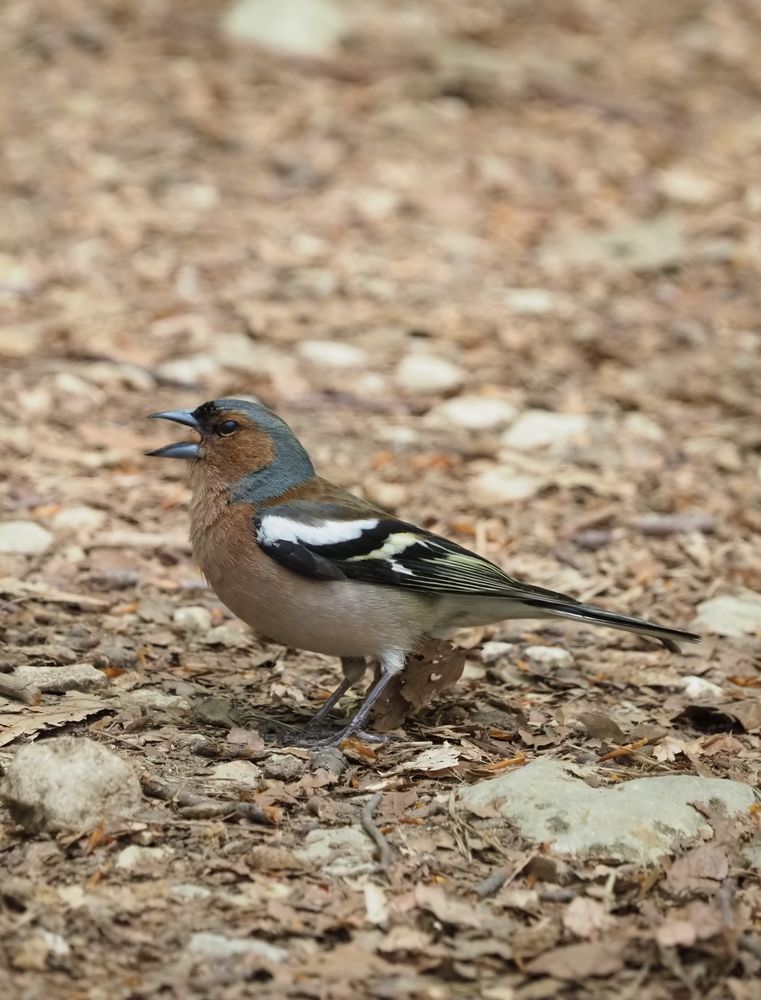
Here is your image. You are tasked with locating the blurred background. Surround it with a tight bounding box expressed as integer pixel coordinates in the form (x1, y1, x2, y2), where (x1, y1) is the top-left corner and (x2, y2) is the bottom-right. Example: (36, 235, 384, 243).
(2, 0, 760, 625)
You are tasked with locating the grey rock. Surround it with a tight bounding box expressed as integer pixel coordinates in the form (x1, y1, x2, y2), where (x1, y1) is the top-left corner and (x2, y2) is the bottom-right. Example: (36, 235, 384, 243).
(115, 844, 172, 871)
(694, 591, 761, 637)
(470, 468, 542, 505)
(173, 606, 212, 632)
(395, 353, 464, 395)
(428, 396, 516, 431)
(524, 646, 573, 669)
(297, 339, 367, 369)
(294, 825, 375, 876)
(503, 288, 572, 316)
(209, 760, 264, 788)
(52, 506, 105, 535)
(480, 641, 515, 664)
(13, 663, 108, 694)
(222, 0, 347, 59)
(458, 758, 756, 864)
(187, 931, 287, 963)
(501, 410, 588, 451)
(1, 736, 142, 833)
(0, 520, 53, 554)
(541, 214, 686, 274)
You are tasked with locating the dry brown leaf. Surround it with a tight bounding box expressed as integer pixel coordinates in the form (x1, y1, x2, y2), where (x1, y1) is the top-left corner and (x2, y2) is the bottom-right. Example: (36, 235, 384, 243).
(562, 897, 615, 939)
(373, 639, 467, 731)
(526, 939, 627, 980)
(413, 884, 483, 929)
(666, 844, 729, 895)
(0, 695, 114, 747)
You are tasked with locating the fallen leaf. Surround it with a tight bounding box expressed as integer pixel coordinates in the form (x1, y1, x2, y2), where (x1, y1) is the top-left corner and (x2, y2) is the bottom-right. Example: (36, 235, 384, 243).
(666, 844, 729, 895)
(0, 695, 114, 747)
(576, 712, 626, 743)
(226, 726, 265, 754)
(414, 884, 483, 929)
(562, 897, 615, 939)
(373, 639, 467, 731)
(401, 743, 461, 774)
(526, 939, 626, 979)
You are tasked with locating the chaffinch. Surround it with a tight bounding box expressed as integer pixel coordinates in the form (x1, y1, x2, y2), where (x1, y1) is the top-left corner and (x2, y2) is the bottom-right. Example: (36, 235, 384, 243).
(148, 398, 700, 743)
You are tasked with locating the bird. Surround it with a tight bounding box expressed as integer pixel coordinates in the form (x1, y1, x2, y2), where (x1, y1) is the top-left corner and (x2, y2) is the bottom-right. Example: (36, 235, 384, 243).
(147, 398, 700, 744)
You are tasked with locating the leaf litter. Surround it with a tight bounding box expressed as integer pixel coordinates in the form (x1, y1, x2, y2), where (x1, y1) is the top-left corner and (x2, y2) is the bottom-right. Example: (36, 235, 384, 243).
(1, 1, 761, 997)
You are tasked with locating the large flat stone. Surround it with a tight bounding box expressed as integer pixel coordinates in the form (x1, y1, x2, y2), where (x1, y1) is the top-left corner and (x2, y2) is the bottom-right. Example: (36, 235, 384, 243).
(458, 758, 757, 865)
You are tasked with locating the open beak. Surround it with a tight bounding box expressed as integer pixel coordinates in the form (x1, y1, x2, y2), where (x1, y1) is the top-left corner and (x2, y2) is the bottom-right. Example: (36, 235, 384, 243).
(146, 410, 201, 460)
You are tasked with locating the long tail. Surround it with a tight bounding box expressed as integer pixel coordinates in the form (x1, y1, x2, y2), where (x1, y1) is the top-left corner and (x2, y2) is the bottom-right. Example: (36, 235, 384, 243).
(524, 598, 701, 653)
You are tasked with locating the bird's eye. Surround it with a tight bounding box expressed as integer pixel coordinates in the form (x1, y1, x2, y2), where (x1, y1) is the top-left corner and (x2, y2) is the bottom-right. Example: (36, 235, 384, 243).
(216, 419, 240, 436)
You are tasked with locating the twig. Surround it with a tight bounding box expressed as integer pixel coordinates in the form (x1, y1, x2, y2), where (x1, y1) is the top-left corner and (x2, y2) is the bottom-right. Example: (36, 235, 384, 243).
(361, 793, 393, 873)
(0, 674, 40, 705)
(474, 870, 507, 898)
(140, 773, 276, 826)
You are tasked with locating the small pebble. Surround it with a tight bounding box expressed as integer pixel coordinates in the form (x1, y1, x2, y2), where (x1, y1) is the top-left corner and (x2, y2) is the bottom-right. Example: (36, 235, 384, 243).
(173, 606, 213, 632)
(395, 353, 464, 394)
(502, 410, 588, 451)
(470, 469, 542, 505)
(186, 931, 287, 963)
(116, 845, 173, 871)
(0, 520, 53, 554)
(481, 641, 515, 664)
(523, 646, 574, 669)
(13, 663, 107, 694)
(209, 759, 264, 788)
(52, 505, 105, 534)
(428, 395, 516, 431)
(297, 339, 367, 369)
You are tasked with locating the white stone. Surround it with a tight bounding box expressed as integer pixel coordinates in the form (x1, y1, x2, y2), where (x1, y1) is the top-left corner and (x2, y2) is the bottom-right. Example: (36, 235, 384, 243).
(294, 825, 375, 877)
(0, 737, 142, 833)
(470, 468, 541, 505)
(52, 371, 106, 402)
(395, 353, 464, 395)
(202, 624, 251, 648)
(297, 339, 367, 369)
(681, 675, 723, 701)
(428, 396, 517, 431)
(524, 646, 573, 669)
(171, 883, 212, 901)
(694, 591, 761, 637)
(501, 410, 589, 451)
(116, 845, 173, 871)
(173, 606, 213, 632)
(459, 758, 756, 864)
(622, 412, 665, 442)
(541, 214, 686, 274)
(210, 760, 263, 788)
(155, 356, 219, 386)
(187, 931, 287, 963)
(221, 0, 347, 58)
(13, 663, 108, 694)
(52, 505, 106, 534)
(0, 520, 53, 554)
(480, 641, 515, 664)
(503, 288, 571, 315)
(657, 167, 722, 205)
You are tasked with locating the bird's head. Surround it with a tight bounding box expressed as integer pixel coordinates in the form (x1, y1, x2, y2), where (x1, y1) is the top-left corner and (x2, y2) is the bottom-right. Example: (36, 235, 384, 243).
(147, 398, 314, 502)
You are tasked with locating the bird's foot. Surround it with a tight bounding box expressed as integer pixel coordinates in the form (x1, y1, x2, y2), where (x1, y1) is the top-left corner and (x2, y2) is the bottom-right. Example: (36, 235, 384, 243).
(281, 725, 401, 749)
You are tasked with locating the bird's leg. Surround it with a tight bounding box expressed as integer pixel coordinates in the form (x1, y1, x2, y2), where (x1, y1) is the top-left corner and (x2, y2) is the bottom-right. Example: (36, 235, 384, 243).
(308, 649, 406, 747)
(301, 656, 366, 731)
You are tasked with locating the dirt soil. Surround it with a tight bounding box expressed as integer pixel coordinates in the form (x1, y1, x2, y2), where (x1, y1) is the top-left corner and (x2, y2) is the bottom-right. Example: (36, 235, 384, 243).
(2, 1, 761, 997)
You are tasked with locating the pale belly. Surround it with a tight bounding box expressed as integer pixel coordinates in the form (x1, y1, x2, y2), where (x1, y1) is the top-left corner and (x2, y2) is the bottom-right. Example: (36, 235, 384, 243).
(198, 539, 437, 659)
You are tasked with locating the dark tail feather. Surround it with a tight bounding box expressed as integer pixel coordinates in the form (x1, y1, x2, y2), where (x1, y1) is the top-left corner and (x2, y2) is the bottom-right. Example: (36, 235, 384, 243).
(525, 599, 701, 653)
